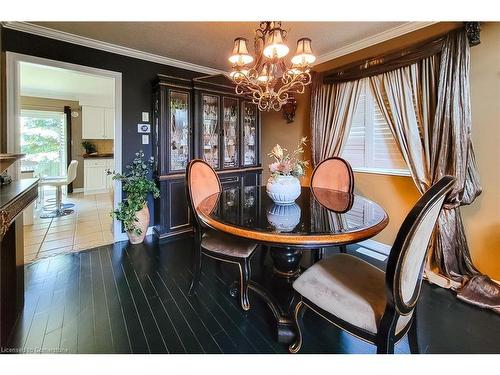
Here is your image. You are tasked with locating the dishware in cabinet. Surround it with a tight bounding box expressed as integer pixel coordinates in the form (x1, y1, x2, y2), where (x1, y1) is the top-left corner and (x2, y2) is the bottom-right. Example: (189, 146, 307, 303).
(201, 94, 220, 169)
(152, 75, 193, 176)
(169, 91, 190, 172)
(222, 97, 239, 169)
(242, 101, 259, 167)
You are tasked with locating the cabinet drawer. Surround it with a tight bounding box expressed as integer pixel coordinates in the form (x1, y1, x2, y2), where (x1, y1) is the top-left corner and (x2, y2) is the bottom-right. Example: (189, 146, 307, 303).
(220, 175, 239, 185)
(84, 159, 107, 167)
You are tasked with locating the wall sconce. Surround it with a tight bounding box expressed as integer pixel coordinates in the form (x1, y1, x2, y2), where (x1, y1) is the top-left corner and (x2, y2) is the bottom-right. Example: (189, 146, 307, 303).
(282, 96, 297, 123)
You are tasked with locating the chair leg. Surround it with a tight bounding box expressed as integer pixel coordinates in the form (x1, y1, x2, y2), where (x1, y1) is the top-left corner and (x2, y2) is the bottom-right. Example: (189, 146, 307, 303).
(408, 311, 420, 354)
(376, 312, 397, 354)
(55, 185, 63, 212)
(312, 248, 323, 264)
(238, 258, 251, 311)
(289, 300, 306, 353)
(339, 245, 347, 253)
(188, 231, 203, 296)
(376, 334, 395, 354)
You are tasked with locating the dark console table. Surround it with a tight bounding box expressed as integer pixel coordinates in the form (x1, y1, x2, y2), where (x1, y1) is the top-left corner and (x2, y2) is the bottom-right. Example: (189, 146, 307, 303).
(0, 178, 38, 346)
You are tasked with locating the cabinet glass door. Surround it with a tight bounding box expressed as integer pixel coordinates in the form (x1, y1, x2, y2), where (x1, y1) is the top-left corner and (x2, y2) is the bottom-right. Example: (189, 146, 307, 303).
(222, 98, 239, 169)
(169, 91, 190, 172)
(202, 94, 220, 169)
(242, 102, 258, 166)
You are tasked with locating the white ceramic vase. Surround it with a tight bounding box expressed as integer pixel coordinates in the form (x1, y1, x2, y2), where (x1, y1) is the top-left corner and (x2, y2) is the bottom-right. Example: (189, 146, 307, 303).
(266, 203, 301, 232)
(266, 175, 301, 204)
(127, 204, 150, 245)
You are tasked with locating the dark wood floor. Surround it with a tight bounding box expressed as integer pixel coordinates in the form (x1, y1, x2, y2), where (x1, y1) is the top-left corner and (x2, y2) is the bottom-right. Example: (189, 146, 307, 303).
(5, 235, 500, 354)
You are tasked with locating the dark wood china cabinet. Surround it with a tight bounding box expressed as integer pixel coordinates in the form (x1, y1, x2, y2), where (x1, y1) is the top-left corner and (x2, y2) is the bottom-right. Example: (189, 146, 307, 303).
(152, 74, 262, 239)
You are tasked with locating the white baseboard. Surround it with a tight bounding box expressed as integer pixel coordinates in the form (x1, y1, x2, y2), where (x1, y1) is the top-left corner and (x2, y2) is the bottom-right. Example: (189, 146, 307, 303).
(84, 189, 110, 195)
(358, 239, 392, 255)
(72, 188, 84, 193)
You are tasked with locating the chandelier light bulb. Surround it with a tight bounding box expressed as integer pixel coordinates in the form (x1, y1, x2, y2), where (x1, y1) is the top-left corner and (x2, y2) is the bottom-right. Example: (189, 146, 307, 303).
(230, 68, 248, 79)
(263, 29, 289, 59)
(228, 38, 254, 65)
(291, 38, 316, 65)
(257, 64, 270, 83)
(287, 64, 303, 76)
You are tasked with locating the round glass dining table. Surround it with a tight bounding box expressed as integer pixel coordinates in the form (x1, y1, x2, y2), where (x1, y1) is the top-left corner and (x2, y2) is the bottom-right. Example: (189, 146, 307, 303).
(197, 185, 389, 343)
(197, 185, 389, 276)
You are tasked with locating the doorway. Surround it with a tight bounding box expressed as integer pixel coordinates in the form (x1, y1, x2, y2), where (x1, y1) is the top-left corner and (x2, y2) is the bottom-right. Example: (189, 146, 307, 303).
(6, 52, 123, 263)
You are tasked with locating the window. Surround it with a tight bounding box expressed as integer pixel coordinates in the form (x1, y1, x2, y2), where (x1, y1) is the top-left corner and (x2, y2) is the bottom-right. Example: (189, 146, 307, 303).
(341, 85, 409, 176)
(20, 110, 67, 177)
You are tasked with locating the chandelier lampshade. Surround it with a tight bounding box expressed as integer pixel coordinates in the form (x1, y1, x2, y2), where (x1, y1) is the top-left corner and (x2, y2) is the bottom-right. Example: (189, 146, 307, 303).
(263, 28, 289, 59)
(291, 38, 316, 65)
(229, 38, 254, 65)
(228, 21, 316, 111)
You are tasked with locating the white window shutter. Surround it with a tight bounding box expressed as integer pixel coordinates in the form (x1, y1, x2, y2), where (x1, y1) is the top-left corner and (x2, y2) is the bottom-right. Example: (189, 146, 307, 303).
(341, 90, 366, 169)
(341, 83, 409, 175)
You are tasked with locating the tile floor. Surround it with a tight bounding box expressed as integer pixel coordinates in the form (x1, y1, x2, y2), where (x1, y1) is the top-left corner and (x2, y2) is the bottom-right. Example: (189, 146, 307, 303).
(23, 191, 115, 264)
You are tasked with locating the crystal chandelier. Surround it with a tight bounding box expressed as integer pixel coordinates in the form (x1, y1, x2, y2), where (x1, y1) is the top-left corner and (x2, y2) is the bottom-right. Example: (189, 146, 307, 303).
(228, 21, 316, 111)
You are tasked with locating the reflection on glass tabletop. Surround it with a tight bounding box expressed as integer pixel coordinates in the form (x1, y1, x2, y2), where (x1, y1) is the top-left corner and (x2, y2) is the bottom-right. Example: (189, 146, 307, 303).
(198, 186, 388, 238)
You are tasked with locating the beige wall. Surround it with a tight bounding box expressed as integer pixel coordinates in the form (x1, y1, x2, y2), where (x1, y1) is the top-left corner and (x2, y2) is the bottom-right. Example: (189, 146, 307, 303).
(261, 87, 313, 186)
(261, 22, 500, 280)
(20, 96, 84, 189)
(462, 22, 500, 279)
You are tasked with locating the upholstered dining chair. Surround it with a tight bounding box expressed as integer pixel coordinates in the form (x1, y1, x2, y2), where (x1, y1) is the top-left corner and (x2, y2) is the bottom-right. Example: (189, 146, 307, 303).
(310, 156, 354, 256)
(310, 156, 354, 194)
(186, 159, 258, 311)
(289, 176, 455, 354)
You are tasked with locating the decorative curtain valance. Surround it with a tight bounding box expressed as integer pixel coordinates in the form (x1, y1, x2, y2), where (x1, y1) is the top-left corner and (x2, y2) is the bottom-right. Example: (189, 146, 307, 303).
(324, 35, 447, 84)
(323, 22, 481, 85)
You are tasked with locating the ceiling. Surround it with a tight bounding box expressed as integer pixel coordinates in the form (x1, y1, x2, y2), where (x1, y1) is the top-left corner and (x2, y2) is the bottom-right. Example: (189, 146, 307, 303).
(20, 62, 115, 104)
(33, 22, 408, 71)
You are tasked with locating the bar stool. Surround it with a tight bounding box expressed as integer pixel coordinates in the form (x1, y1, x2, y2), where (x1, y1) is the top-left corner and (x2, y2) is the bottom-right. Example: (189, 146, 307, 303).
(39, 160, 78, 218)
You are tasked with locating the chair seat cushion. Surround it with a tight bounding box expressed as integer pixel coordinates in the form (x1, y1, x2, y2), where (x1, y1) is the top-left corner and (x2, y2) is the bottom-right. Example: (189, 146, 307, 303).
(39, 178, 67, 186)
(293, 254, 411, 335)
(202, 230, 257, 258)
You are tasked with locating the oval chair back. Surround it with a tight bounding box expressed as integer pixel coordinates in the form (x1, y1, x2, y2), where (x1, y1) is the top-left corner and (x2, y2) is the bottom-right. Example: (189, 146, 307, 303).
(384, 176, 455, 319)
(186, 159, 221, 228)
(311, 157, 354, 194)
(66, 160, 78, 184)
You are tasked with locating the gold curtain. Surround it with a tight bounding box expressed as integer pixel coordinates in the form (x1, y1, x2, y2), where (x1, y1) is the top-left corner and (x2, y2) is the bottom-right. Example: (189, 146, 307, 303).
(310, 72, 362, 165)
(368, 30, 499, 312)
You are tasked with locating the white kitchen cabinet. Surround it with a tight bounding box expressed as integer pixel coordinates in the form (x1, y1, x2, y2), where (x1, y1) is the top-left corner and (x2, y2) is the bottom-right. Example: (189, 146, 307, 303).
(82, 105, 114, 140)
(84, 158, 114, 194)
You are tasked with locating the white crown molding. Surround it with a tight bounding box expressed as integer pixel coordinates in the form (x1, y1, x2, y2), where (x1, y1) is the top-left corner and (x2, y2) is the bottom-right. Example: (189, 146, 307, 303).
(314, 21, 439, 65)
(1, 21, 226, 76)
(2, 21, 439, 75)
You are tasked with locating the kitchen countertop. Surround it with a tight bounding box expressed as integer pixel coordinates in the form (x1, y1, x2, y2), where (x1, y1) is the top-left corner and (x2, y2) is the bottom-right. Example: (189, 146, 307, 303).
(82, 153, 114, 159)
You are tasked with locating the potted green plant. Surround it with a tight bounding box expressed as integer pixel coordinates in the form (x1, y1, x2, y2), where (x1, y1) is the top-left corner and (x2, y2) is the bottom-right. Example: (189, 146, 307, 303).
(108, 150, 160, 244)
(81, 140, 97, 155)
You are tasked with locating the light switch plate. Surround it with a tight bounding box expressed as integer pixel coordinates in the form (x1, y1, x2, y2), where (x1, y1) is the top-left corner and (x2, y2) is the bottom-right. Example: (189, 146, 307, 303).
(142, 134, 149, 145)
(137, 123, 151, 133)
(142, 112, 149, 122)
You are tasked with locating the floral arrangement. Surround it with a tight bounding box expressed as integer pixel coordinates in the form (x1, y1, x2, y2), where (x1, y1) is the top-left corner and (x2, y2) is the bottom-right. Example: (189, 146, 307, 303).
(107, 150, 160, 235)
(268, 137, 309, 180)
